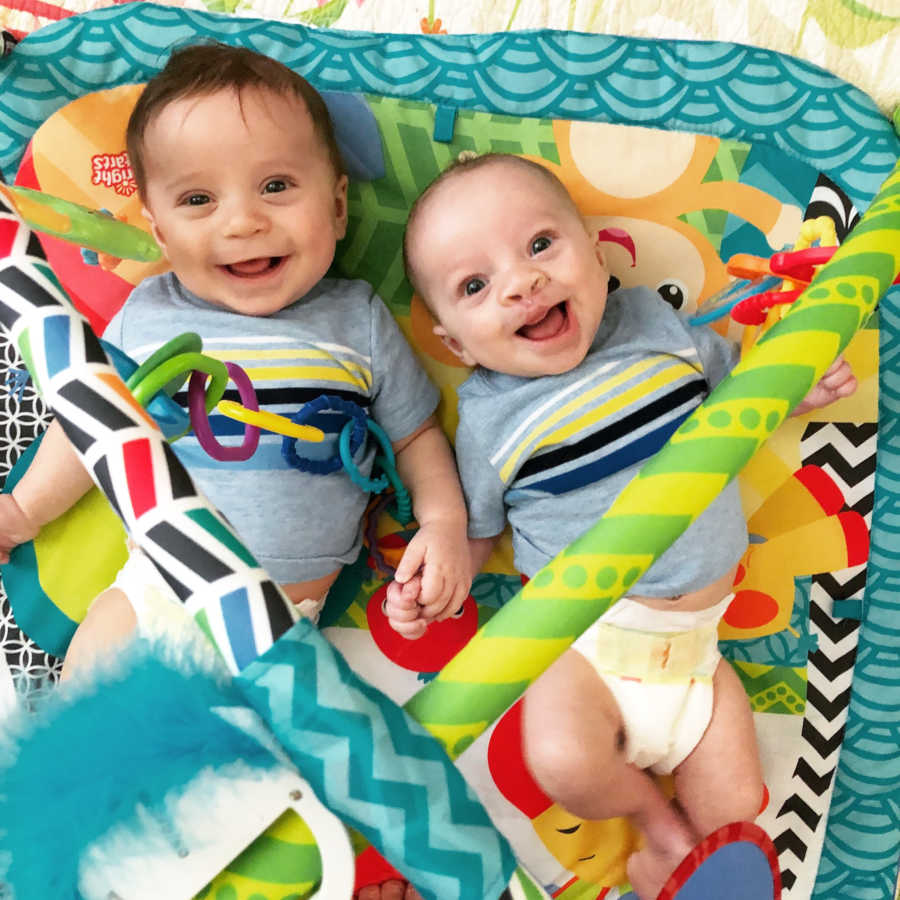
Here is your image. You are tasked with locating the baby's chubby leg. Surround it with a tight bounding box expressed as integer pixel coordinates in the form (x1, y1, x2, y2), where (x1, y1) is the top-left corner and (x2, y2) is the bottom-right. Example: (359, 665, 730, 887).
(522, 650, 697, 898)
(60, 587, 137, 682)
(671, 657, 765, 839)
(282, 567, 342, 624)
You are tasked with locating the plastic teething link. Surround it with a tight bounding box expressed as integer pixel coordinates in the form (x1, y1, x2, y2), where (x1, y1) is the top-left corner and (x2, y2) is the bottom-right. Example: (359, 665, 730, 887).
(730, 289, 802, 325)
(688, 275, 779, 326)
(100, 339, 191, 441)
(384, 466, 412, 524)
(126, 333, 203, 397)
(216, 400, 324, 443)
(282, 394, 366, 474)
(189, 362, 260, 462)
(769, 246, 833, 282)
(340, 419, 413, 523)
(368, 420, 412, 524)
(339, 419, 387, 492)
(133, 351, 228, 413)
(281, 394, 413, 520)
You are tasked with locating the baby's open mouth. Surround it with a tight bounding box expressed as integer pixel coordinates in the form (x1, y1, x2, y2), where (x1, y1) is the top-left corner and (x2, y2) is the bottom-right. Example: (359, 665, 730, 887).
(516, 301, 569, 340)
(224, 257, 285, 277)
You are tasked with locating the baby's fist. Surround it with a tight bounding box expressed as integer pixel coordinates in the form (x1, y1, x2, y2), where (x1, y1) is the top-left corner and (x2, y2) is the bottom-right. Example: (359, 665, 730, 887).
(792, 355, 857, 416)
(384, 575, 428, 640)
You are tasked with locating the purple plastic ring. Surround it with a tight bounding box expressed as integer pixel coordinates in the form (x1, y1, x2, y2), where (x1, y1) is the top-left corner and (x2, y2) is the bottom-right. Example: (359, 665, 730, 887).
(188, 362, 260, 461)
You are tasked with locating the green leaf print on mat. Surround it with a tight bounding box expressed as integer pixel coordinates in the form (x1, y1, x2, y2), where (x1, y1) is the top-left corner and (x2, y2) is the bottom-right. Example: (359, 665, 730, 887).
(805, 0, 898, 49)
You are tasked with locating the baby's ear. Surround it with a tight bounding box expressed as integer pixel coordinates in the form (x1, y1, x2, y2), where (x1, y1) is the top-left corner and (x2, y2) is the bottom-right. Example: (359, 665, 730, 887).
(333, 174, 349, 239)
(141, 206, 167, 255)
(433, 324, 477, 367)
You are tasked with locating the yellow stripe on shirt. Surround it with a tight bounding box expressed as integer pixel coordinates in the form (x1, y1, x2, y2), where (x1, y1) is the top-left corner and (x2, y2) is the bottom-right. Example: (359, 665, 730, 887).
(499, 354, 684, 481)
(237, 364, 372, 392)
(203, 348, 372, 390)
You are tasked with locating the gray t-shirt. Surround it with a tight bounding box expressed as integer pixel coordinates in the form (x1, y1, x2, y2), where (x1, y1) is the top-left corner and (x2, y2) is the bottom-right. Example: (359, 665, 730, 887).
(455, 285, 747, 596)
(104, 272, 439, 582)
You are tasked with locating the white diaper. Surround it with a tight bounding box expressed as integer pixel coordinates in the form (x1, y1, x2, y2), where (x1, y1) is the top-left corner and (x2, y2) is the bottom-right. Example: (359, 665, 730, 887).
(108, 547, 204, 646)
(571, 594, 733, 774)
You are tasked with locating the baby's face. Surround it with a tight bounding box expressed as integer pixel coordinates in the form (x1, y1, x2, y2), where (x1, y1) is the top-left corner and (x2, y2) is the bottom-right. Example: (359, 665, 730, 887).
(140, 87, 347, 316)
(410, 161, 609, 377)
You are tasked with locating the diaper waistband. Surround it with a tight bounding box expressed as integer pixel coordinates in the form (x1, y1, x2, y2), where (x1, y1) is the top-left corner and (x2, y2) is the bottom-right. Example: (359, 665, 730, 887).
(587, 619, 721, 682)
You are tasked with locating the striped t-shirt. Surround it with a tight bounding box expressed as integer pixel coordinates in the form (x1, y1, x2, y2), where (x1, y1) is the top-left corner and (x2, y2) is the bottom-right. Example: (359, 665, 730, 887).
(104, 272, 439, 582)
(455, 286, 747, 595)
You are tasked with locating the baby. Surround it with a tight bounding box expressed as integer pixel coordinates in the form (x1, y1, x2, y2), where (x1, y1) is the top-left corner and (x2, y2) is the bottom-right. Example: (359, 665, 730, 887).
(398, 152, 857, 898)
(0, 43, 470, 700)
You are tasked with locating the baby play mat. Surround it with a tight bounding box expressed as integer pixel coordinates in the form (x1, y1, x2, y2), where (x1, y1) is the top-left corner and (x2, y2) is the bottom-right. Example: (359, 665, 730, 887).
(0, 4, 899, 899)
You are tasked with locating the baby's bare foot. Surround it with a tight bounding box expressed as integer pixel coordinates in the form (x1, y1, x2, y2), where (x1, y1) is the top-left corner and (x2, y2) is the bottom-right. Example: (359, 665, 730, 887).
(356, 880, 423, 900)
(627, 839, 694, 900)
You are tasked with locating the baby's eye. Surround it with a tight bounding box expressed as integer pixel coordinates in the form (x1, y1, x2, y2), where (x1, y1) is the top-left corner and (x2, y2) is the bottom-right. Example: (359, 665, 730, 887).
(263, 179, 288, 194)
(531, 235, 552, 254)
(464, 277, 486, 297)
(183, 193, 211, 207)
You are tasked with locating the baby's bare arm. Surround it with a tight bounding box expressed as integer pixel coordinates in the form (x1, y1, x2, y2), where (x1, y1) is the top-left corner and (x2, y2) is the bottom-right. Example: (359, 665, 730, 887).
(393, 415, 467, 541)
(0, 419, 94, 562)
(0, 494, 38, 564)
(791, 355, 857, 417)
(468, 535, 499, 579)
(386, 416, 470, 635)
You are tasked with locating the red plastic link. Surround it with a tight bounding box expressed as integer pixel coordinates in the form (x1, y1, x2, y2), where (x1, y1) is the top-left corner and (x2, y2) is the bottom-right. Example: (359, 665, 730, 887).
(769, 246, 835, 283)
(730, 289, 802, 325)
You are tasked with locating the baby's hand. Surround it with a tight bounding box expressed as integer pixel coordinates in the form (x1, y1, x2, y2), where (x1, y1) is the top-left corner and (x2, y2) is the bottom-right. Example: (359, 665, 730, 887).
(0, 493, 40, 565)
(384, 575, 428, 639)
(386, 520, 471, 639)
(791, 355, 857, 417)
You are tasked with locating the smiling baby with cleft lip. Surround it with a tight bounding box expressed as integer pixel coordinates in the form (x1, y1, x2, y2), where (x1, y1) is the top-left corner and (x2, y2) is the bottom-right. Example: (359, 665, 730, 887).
(402, 150, 857, 900)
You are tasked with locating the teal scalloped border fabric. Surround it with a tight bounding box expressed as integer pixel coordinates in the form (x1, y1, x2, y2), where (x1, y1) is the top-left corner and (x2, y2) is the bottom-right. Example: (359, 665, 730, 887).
(0, 4, 897, 205)
(1, 7, 899, 897)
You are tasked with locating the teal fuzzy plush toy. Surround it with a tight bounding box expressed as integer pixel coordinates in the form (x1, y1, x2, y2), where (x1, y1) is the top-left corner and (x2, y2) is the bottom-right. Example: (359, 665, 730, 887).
(0, 636, 284, 900)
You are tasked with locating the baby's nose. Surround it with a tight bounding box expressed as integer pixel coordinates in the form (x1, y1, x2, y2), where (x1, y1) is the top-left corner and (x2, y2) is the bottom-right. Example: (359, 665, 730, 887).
(223, 199, 268, 237)
(505, 269, 548, 302)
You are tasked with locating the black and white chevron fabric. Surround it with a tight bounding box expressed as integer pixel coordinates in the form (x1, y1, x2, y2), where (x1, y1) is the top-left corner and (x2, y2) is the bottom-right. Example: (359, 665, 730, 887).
(774, 422, 876, 895)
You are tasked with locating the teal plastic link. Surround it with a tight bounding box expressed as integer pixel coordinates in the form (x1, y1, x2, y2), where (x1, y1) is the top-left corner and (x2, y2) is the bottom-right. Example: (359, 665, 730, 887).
(338, 417, 413, 523)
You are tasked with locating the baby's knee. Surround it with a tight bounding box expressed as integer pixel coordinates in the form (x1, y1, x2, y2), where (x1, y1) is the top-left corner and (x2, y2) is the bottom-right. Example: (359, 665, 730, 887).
(61, 587, 137, 681)
(84, 587, 138, 638)
(522, 651, 628, 801)
(523, 709, 627, 803)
